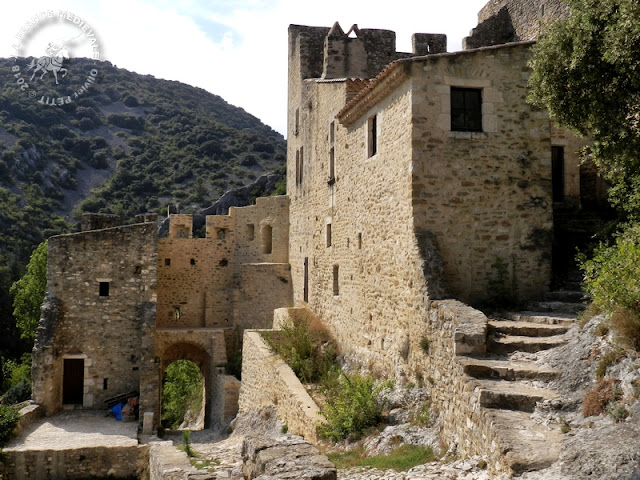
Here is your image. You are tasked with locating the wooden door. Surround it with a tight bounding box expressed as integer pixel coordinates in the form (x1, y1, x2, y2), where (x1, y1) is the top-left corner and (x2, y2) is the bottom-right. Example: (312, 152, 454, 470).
(63, 358, 84, 405)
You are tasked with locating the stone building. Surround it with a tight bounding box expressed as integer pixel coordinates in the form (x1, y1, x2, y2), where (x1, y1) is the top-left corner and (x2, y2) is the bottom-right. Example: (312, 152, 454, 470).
(285, 9, 604, 378)
(32, 197, 291, 428)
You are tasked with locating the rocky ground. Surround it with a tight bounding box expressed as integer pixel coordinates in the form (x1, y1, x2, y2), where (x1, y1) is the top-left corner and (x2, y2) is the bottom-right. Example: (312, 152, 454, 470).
(517, 314, 640, 479)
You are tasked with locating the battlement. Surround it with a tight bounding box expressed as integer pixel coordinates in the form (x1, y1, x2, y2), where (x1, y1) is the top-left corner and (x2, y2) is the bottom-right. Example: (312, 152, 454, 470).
(289, 22, 446, 82)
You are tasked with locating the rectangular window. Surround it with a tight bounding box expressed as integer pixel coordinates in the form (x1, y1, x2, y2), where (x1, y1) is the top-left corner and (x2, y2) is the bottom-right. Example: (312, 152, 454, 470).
(333, 265, 340, 296)
(451, 88, 482, 132)
(246, 224, 255, 240)
(326, 223, 332, 247)
(367, 114, 377, 157)
(164, 258, 171, 266)
(99, 282, 110, 297)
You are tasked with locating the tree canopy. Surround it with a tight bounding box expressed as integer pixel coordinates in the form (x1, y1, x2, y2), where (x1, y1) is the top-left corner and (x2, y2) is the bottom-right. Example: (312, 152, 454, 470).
(528, 0, 640, 218)
(10, 241, 47, 341)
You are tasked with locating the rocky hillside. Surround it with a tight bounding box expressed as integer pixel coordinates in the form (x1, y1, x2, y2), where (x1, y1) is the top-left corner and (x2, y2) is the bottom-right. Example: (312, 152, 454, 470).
(0, 57, 286, 356)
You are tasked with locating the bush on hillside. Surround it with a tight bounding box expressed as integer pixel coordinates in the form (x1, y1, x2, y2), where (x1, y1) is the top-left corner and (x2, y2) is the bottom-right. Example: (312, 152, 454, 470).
(581, 223, 640, 350)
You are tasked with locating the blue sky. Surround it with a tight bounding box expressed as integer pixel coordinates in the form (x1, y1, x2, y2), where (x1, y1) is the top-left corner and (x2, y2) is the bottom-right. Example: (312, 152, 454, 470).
(0, 0, 488, 136)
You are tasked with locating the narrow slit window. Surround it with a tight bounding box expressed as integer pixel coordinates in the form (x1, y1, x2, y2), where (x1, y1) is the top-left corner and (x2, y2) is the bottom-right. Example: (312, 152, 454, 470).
(326, 223, 332, 248)
(299, 147, 304, 184)
(333, 265, 339, 296)
(295, 150, 300, 186)
(262, 225, 273, 254)
(295, 107, 300, 136)
(367, 114, 377, 157)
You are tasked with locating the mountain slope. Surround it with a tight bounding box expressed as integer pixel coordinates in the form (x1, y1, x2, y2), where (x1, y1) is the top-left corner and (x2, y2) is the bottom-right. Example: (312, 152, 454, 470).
(0, 56, 287, 357)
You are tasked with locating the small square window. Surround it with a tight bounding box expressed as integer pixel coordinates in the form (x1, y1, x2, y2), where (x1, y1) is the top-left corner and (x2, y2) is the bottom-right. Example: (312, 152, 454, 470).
(165, 258, 171, 266)
(451, 88, 482, 132)
(99, 282, 110, 297)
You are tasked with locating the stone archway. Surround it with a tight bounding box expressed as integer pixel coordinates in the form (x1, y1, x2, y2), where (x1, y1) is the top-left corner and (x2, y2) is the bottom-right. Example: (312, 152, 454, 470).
(159, 342, 223, 429)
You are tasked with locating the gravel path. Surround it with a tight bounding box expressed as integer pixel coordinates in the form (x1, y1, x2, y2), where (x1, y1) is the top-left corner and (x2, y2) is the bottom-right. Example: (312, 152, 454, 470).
(5, 410, 138, 451)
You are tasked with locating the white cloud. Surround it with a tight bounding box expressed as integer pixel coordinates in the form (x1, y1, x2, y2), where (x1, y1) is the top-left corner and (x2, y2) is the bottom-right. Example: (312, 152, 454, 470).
(0, 0, 488, 136)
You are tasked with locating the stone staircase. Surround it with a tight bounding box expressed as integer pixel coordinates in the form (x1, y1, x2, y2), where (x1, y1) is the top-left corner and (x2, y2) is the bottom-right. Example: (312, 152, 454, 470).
(458, 289, 586, 474)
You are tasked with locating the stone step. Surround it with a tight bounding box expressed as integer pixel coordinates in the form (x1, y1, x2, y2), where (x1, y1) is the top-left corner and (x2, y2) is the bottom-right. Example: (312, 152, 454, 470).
(488, 320, 569, 337)
(488, 334, 567, 354)
(486, 409, 563, 473)
(474, 379, 557, 412)
(543, 290, 588, 303)
(527, 300, 585, 314)
(458, 357, 561, 381)
(507, 311, 575, 325)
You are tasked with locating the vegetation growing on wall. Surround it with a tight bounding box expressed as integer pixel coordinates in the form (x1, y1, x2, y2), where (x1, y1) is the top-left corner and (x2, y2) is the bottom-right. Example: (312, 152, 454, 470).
(262, 309, 337, 384)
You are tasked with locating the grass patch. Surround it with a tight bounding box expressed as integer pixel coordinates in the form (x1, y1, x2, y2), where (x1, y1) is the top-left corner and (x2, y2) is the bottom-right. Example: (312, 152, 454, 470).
(191, 458, 221, 470)
(327, 445, 436, 471)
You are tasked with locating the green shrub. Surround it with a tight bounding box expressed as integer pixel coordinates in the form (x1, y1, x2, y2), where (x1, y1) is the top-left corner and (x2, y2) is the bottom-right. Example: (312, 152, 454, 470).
(0, 404, 20, 448)
(581, 224, 640, 317)
(318, 372, 384, 441)
(262, 310, 337, 384)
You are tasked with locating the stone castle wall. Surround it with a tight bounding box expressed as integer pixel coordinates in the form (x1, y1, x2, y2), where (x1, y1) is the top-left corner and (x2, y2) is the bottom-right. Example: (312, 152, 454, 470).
(157, 196, 290, 331)
(464, 0, 570, 49)
(32, 222, 158, 417)
(287, 25, 556, 379)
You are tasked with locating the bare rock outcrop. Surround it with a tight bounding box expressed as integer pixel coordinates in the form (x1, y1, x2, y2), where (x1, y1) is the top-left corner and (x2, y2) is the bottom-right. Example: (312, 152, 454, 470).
(241, 434, 336, 480)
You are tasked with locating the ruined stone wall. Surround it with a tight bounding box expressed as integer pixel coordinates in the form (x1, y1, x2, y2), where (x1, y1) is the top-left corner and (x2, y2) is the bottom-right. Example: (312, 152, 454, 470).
(410, 43, 553, 304)
(32, 223, 157, 415)
(230, 196, 289, 265)
(238, 330, 324, 443)
(2, 446, 147, 480)
(464, 0, 570, 49)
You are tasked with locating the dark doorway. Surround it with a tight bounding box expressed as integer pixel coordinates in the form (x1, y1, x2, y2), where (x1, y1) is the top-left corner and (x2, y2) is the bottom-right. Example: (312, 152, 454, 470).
(63, 358, 84, 404)
(552, 146, 564, 202)
(303, 257, 309, 303)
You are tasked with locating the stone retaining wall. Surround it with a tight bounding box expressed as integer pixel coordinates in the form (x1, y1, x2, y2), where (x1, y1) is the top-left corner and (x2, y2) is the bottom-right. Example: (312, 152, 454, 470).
(238, 330, 324, 443)
(1, 445, 148, 480)
(425, 300, 509, 473)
